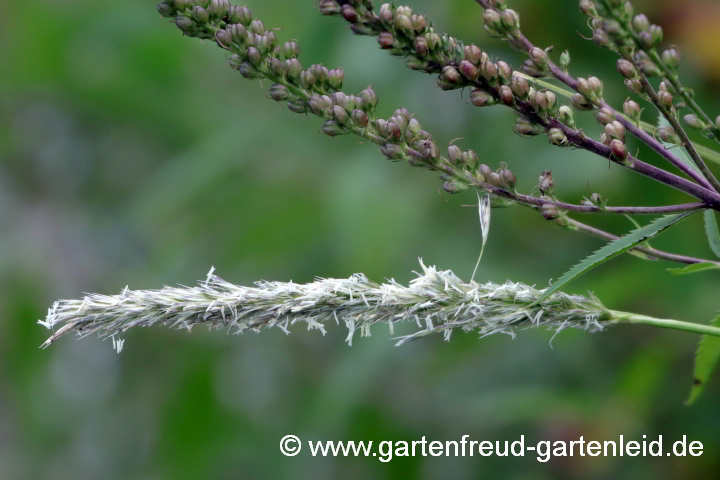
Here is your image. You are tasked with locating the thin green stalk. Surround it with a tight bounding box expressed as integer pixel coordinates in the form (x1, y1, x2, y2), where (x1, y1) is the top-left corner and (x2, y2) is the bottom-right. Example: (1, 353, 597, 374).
(610, 310, 720, 337)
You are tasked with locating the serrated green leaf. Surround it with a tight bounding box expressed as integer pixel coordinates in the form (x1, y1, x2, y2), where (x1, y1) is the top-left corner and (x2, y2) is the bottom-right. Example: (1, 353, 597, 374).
(536, 212, 695, 303)
(704, 210, 720, 259)
(687, 313, 720, 405)
(667, 262, 720, 275)
(624, 215, 656, 260)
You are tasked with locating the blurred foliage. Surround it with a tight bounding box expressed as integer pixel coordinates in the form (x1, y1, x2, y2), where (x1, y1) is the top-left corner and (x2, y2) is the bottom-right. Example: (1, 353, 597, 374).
(1, 0, 719, 478)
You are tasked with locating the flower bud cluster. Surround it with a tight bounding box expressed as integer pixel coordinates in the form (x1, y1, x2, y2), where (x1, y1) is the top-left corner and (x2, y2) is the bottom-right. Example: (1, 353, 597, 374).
(160, 1, 527, 201)
(521, 47, 551, 78)
(483, 7, 521, 38)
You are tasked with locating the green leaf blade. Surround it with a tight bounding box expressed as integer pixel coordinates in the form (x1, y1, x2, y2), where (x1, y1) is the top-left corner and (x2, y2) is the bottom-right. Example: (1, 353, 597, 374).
(687, 313, 720, 405)
(667, 262, 720, 276)
(704, 210, 720, 259)
(536, 212, 695, 303)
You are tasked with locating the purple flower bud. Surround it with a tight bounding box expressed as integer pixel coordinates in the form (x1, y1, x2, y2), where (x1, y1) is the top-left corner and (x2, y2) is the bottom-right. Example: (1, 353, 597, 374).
(381, 143, 406, 161)
(650, 25, 663, 45)
(610, 139, 628, 160)
(548, 128, 568, 146)
(590, 193, 605, 206)
(513, 118, 540, 136)
(638, 31, 654, 49)
(447, 145, 462, 165)
(441, 66, 462, 84)
(246, 47, 263, 67)
(501, 9, 520, 30)
(378, 32, 395, 49)
(521, 59, 545, 78)
(308, 95, 330, 116)
(662, 47, 680, 69)
(487, 172, 503, 187)
(215, 29, 232, 48)
(379, 4, 394, 23)
(234, 6, 251, 25)
(470, 89, 495, 107)
(558, 105, 576, 128)
(530, 47, 548, 65)
(605, 121, 625, 141)
(632, 14, 649, 32)
(461, 150, 479, 169)
(269, 84, 290, 101)
(559, 51, 571, 69)
(414, 37, 429, 56)
(496, 61, 513, 84)
(282, 41, 301, 59)
(480, 61, 498, 81)
(588, 76, 603, 97)
(318, 0, 341, 15)
(322, 120, 345, 137)
(208, 0, 229, 19)
(250, 20, 265, 35)
(285, 59, 303, 80)
(542, 204, 560, 220)
(616, 59, 636, 79)
(623, 99, 641, 120)
(579, 0, 596, 16)
(341, 5, 358, 23)
(657, 91, 673, 109)
(287, 100, 307, 114)
(351, 109, 369, 128)
(411, 14, 427, 31)
(175, 16, 197, 35)
(157, 2, 175, 17)
(639, 60, 661, 77)
(407, 118, 422, 136)
(595, 107, 615, 125)
(479, 164, 493, 179)
(571, 93, 594, 111)
(267, 57, 285, 77)
(387, 118, 404, 140)
(464, 45, 483, 65)
(229, 24, 247, 44)
(511, 74, 530, 98)
(396, 6, 412, 17)
(326, 69, 343, 90)
(531, 91, 549, 111)
(443, 181, 468, 194)
(484, 9, 502, 31)
(602, 19, 623, 38)
(625, 78, 643, 95)
(332, 105, 350, 125)
(656, 126, 679, 144)
(227, 54, 243, 70)
(238, 62, 261, 79)
(499, 168, 517, 189)
(459, 61, 478, 80)
(538, 170, 555, 195)
(425, 33, 441, 51)
(375, 119, 389, 138)
(192, 6, 209, 23)
(310, 65, 329, 85)
(498, 86, 514, 105)
(359, 88, 378, 113)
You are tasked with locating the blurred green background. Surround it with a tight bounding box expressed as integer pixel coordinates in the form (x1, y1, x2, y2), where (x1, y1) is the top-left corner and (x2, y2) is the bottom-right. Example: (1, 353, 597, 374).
(2, 0, 720, 478)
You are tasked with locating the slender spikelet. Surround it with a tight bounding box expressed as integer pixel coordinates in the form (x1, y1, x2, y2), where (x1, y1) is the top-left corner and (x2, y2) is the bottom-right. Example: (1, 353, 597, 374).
(40, 261, 611, 350)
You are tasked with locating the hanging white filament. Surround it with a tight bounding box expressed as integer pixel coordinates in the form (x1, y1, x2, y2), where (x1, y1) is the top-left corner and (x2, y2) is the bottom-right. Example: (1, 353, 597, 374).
(39, 261, 610, 351)
(471, 193, 491, 282)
